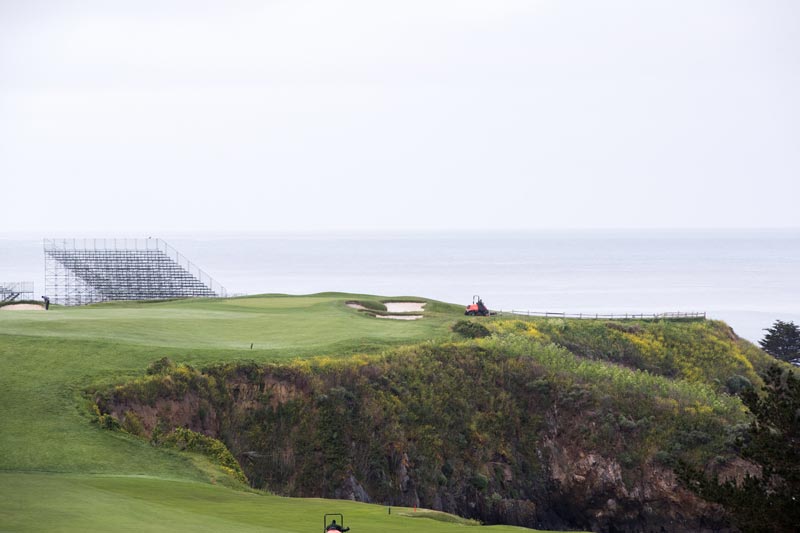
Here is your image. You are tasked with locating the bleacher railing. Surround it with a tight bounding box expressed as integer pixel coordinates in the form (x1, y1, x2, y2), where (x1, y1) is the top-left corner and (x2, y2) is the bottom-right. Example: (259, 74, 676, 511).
(43, 238, 227, 298)
(0, 281, 35, 302)
(495, 310, 706, 320)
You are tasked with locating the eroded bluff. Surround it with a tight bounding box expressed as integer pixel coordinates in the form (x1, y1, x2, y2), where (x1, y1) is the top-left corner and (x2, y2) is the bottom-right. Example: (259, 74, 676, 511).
(95, 344, 744, 532)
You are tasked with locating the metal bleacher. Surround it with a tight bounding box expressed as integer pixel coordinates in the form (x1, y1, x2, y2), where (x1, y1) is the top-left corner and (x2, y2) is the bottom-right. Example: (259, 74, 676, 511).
(44, 239, 227, 306)
(0, 282, 34, 303)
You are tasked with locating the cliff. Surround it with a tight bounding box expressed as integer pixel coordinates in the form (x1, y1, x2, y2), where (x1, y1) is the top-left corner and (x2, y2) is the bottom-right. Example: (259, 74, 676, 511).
(93, 317, 776, 532)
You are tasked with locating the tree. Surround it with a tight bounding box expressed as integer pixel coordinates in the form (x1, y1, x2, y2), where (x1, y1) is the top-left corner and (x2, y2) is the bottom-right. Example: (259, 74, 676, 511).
(759, 320, 800, 364)
(679, 365, 800, 532)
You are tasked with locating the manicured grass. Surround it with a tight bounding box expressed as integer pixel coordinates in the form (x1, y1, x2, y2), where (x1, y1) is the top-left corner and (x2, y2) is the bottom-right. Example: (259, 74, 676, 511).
(0, 473, 538, 532)
(0, 294, 460, 476)
(0, 294, 551, 532)
(0, 294, 458, 351)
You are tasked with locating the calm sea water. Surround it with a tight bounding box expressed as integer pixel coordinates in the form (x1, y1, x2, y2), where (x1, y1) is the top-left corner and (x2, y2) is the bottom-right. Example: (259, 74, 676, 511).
(1, 230, 798, 343)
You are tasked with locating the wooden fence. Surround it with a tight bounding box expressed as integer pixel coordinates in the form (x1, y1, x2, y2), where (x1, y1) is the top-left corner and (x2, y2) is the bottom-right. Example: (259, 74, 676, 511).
(495, 310, 706, 320)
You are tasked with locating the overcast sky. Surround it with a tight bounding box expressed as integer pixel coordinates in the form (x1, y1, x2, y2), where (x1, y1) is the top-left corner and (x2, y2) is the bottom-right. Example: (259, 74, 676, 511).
(1, 1, 798, 233)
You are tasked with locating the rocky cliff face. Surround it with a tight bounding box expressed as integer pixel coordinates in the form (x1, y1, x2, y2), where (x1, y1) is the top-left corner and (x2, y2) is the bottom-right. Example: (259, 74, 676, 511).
(96, 342, 747, 532)
(544, 443, 729, 532)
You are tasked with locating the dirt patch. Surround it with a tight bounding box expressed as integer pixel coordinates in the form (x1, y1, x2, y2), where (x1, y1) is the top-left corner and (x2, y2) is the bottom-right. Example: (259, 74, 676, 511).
(384, 302, 426, 313)
(0, 303, 44, 311)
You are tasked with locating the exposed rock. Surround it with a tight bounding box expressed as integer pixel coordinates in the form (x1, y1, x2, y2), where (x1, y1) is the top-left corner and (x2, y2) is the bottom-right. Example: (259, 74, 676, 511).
(711, 457, 761, 487)
(95, 350, 750, 532)
(334, 475, 371, 503)
(107, 392, 220, 437)
(546, 440, 730, 532)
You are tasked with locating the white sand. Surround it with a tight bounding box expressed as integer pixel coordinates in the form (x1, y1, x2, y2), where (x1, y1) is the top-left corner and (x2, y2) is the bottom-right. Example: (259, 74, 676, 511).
(346, 301, 425, 320)
(384, 302, 426, 313)
(376, 314, 423, 320)
(1, 303, 45, 311)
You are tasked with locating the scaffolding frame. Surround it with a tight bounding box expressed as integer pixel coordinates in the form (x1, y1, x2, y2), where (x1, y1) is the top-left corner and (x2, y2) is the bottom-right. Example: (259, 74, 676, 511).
(44, 238, 227, 306)
(0, 281, 35, 303)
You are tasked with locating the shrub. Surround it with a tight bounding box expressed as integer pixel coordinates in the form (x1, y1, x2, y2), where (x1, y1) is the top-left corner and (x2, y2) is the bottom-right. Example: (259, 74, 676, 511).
(98, 413, 121, 430)
(484, 318, 776, 393)
(470, 473, 489, 490)
(452, 320, 490, 339)
(91, 403, 121, 430)
(150, 417, 169, 445)
(725, 375, 752, 395)
(162, 427, 247, 484)
(653, 450, 675, 467)
(122, 411, 145, 436)
(146, 357, 175, 375)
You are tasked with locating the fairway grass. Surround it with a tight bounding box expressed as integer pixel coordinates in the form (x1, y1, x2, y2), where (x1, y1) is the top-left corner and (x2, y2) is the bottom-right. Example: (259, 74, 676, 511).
(0, 294, 461, 474)
(0, 473, 538, 532)
(0, 294, 558, 531)
(0, 294, 456, 351)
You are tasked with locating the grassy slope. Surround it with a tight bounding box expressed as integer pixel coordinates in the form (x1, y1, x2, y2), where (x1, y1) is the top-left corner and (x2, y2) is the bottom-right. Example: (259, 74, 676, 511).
(0, 473, 530, 532)
(3, 294, 769, 532)
(484, 316, 777, 391)
(0, 295, 460, 472)
(0, 293, 539, 532)
(1, 295, 455, 352)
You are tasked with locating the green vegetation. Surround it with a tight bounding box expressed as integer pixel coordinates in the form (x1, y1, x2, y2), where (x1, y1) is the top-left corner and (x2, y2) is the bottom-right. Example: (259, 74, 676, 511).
(452, 319, 491, 338)
(0, 294, 455, 352)
(759, 319, 800, 363)
(0, 293, 789, 531)
(0, 293, 457, 477)
(484, 317, 775, 393)
(160, 428, 248, 485)
(93, 336, 747, 528)
(2, 294, 511, 531)
(0, 473, 533, 532)
(680, 365, 800, 532)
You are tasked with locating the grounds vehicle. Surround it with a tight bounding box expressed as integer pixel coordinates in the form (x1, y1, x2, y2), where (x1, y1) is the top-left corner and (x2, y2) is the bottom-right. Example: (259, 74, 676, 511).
(324, 514, 350, 532)
(465, 295, 490, 316)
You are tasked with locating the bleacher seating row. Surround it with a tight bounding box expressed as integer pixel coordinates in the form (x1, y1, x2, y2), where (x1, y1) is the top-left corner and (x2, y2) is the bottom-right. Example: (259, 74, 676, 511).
(45, 249, 218, 302)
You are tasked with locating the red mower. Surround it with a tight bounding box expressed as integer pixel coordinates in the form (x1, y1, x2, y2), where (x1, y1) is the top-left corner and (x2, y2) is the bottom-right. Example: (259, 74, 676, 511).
(465, 295, 491, 316)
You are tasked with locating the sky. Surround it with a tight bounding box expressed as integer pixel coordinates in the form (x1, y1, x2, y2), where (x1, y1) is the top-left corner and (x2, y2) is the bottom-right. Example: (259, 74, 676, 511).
(1, 0, 798, 233)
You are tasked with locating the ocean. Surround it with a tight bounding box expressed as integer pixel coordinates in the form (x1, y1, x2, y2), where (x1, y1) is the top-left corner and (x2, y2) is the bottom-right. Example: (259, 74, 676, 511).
(2, 230, 798, 344)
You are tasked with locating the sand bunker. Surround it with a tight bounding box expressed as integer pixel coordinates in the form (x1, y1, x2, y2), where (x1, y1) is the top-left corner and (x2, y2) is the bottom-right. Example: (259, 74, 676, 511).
(346, 300, 425, 320)
(1, 303, 45, 311)
(384, 302, 426, 313)
(376, 314, 423, 321)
